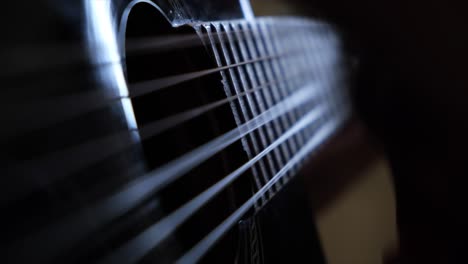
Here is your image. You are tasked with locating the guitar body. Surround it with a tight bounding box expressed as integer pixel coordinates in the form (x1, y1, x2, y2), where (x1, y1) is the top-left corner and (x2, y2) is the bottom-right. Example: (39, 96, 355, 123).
(1, 1, 350, 263)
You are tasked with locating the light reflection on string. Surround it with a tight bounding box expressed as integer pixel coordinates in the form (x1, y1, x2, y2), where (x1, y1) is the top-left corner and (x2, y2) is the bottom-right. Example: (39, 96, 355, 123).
(5, 83, 324, 264)
(177, 116, 345, 264)
(99, 105, 327, 264)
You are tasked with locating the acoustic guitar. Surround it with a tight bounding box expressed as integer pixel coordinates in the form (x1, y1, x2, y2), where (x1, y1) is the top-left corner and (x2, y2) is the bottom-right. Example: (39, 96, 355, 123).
(1, 0, 353, 263)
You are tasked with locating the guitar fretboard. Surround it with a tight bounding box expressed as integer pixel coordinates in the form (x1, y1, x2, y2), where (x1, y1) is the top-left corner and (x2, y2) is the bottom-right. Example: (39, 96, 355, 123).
(198, 17, 351, 209)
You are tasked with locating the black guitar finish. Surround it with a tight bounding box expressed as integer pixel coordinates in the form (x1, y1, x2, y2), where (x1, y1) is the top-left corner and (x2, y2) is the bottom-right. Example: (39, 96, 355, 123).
(1, 1, 350, 263)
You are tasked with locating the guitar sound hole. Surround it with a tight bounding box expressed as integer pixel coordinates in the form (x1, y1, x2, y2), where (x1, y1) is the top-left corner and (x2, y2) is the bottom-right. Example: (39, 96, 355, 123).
(123, 4, 254, 263)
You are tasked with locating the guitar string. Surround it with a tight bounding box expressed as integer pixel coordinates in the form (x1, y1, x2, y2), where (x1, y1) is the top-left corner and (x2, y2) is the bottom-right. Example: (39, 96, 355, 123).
(0, 30, 252, 78)
(5, 82, 322, 264)
(3, 48, 325, 140)
(99, 105, 327, 264)
(205, 22, 274, 205)
(8, 82, 320, 207)
(2, 19, 340, 260)
(1, 32, 330, 131)
(126, 25, 321, 57)
(2, 54, 276, 139)
(129, 54, 280, 97)
(2, 16, 348, 264)
(2, 49, 330, 169)
(137, 70, 310, 138)
(175, 24, 346, 263)
(177, 117, 344, 264)
(1, 26, 319, 78)
(3, 71, 307, 205)
(4, 36, 336, 244)
(3, 43, 331, 140)
(246, 21, 292, 190)
(229, 22, 285, 201)
(126, 29, 252, 56)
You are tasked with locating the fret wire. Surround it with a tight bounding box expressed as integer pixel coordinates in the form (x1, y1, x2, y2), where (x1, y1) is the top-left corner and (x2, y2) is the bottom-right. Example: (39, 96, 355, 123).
(6, 84, 321, 264)
(261, 21, 303, 184)
(233, 22, 288, 199)
(223, 22, 285, 201)
(261, 20, 302, 175)
(304, 31, 328, 125)
(251, 21, 297, 187)
(240, 22, 287, 197)
(235, 22, 284, 169)
(98, 105, 326, 264)
(271, 20, 308, 159)
(250, 21, 290, 191)
(251, 21, 293, 191)
(202, 23, 265, 206)
(308, 30, 341, 117)
(300, 24, 342, 124)
(301, 25, 325, 165)
(176, 118, 342, 264)
(262, 21, 299, 184)
(213, 22, 275, 201)
(296, 24, 317, 141)
(267, 20, 308, 174)
(292, 20, 314, 149)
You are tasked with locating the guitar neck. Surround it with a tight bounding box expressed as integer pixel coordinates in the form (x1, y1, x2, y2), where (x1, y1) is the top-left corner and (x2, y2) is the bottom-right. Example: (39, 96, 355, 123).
(194, 17, 351, 207)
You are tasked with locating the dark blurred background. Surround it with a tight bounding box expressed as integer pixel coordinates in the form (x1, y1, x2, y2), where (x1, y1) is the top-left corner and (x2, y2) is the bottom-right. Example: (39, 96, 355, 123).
(252, 0, 468, 263)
